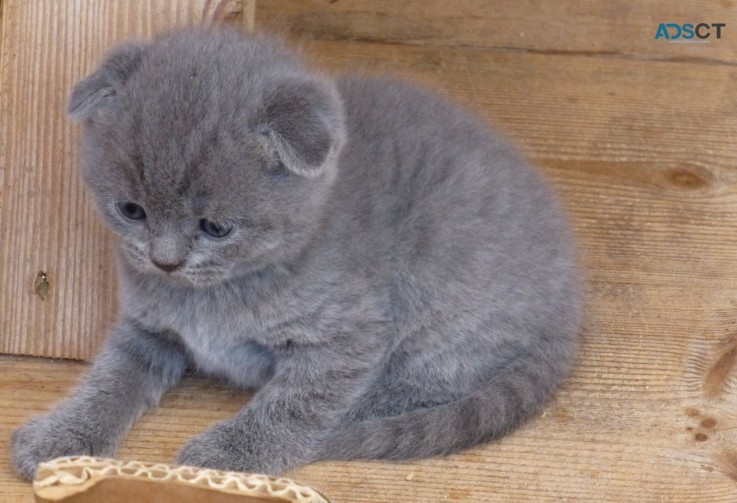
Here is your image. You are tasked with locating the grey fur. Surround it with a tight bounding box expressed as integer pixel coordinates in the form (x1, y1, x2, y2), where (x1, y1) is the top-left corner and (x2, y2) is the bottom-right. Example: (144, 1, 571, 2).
(12, 27, 580, 479)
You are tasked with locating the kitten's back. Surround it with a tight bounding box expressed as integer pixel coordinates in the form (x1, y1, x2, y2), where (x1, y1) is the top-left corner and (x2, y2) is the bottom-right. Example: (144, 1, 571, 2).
(332, 74, 577, 316)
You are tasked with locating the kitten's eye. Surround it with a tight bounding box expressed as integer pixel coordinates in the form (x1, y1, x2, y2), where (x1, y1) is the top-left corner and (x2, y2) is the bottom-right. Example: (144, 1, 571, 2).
(269, 161, 291, 179)
(200, 219, 233, 238)
(117, 202, 146, 220)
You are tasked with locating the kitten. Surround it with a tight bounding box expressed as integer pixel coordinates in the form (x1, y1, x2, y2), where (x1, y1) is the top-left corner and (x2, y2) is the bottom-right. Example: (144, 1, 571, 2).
(12, 27, 580, 479)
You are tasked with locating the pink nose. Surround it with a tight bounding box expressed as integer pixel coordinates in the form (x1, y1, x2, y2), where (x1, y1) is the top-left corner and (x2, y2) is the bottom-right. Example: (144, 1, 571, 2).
(151, 260, 183, 273)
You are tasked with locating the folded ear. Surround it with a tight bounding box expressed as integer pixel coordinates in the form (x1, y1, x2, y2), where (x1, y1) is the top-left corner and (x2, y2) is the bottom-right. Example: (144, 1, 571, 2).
(68, 41, 150, 122)
(257, 78, 345, 178)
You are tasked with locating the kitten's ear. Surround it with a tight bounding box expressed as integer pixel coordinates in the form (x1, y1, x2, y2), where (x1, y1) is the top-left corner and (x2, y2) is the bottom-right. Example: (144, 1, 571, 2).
(258, 78, 345, 178)
(68, 41, 150, 122)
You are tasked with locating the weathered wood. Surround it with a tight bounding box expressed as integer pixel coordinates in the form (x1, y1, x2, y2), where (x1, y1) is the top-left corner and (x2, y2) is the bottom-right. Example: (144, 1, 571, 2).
(256, 0, 737, 62)
(0, 0, 255, 359)
(0, 356, 735, 502)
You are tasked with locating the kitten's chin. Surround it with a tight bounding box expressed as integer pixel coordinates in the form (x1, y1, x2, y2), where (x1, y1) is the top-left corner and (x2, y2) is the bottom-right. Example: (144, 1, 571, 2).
(178, 275, 227, 288)
(168, 270, 230, 288)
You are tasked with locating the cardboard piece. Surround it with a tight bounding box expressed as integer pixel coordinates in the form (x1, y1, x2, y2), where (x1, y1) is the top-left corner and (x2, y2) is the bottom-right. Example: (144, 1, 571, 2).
(33, 457, 329, 503)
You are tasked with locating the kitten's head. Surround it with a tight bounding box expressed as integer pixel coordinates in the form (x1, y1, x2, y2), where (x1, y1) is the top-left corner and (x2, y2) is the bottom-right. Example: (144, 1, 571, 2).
(69, 28, 344, 287)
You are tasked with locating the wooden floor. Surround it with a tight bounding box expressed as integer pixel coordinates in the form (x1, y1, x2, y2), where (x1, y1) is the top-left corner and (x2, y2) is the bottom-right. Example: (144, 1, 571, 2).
(2, 1, 737, 501)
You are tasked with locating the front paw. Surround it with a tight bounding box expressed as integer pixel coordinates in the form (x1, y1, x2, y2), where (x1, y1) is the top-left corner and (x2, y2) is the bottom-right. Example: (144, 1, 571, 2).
(176, 420, 287, 474)
(11, 413, 116, 480)
(176, 421, 251, 472)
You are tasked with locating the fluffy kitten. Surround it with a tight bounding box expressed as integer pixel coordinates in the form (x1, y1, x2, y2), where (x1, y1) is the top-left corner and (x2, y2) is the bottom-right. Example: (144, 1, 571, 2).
(12, 27, 580, 479)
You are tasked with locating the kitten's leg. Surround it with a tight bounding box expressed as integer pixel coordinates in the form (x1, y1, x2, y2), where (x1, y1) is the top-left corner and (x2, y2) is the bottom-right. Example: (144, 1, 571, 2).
(339, 333, 484, 422)
(176, 335, 384, 474)
(341, 376, 462, 422)
(11, 320, 187, 480)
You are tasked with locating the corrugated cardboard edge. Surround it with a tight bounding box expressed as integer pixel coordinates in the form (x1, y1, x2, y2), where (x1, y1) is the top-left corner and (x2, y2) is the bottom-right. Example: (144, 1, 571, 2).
(33, 456, 329, 502)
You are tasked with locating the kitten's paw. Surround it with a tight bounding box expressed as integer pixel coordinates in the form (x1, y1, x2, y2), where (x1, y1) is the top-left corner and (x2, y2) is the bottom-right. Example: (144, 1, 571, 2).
(11, 414, 116, 480)
(176, 422, 254, 473)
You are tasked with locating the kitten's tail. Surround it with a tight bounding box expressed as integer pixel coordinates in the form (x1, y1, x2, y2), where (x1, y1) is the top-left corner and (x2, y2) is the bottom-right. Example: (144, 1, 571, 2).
(321, 339, 575, 460)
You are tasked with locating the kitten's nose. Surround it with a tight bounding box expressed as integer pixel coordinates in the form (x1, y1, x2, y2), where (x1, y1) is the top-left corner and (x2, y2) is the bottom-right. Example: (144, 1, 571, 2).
(151, 260, 183, 273)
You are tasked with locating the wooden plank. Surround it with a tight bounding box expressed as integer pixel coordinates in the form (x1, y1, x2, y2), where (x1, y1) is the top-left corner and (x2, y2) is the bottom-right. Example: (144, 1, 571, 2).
(255, 0, 737, 62)
(1, 355, 735, 502)
(0, 0, 255, 359)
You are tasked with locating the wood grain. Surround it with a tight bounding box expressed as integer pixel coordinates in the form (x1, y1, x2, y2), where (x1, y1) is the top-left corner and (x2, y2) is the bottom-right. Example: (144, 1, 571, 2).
(0, 0, 255, 359)
(0, 355, 735, 502)
(256, 0, 737, 62)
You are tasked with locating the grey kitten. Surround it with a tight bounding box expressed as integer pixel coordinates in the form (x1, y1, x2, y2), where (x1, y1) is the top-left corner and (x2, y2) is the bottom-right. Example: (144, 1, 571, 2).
(12, 27, 580, 479)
